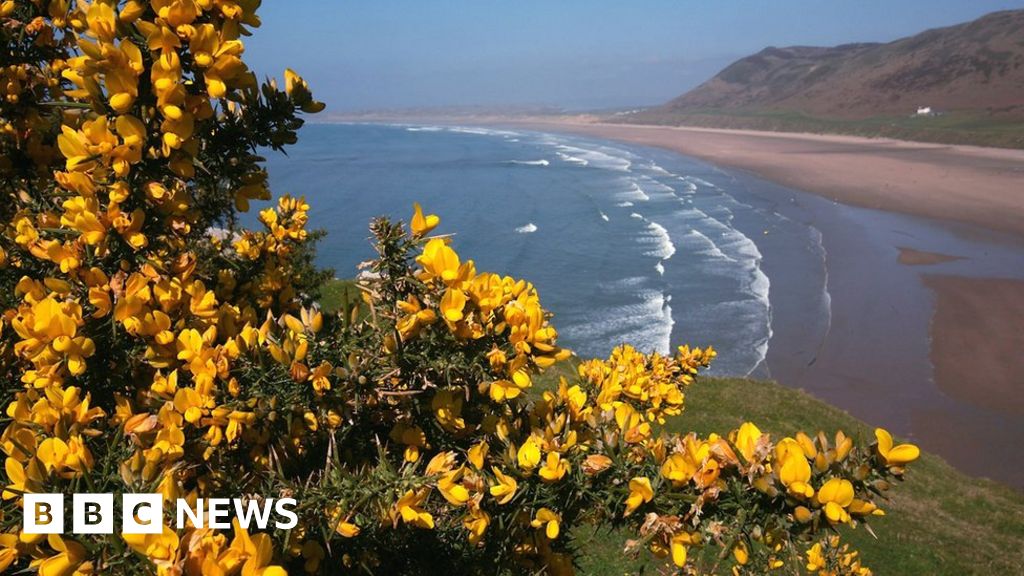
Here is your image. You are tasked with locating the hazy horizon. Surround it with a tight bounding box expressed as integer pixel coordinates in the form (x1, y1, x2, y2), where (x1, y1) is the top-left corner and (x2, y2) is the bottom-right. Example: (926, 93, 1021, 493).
(246, 1, 1024, 113)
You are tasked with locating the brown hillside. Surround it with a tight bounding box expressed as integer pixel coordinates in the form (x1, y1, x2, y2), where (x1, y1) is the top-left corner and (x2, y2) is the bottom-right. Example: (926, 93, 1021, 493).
(660, 10, 1024, 119)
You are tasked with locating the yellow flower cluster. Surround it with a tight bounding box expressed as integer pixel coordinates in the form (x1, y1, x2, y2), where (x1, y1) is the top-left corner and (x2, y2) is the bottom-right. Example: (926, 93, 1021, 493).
(1, 2, 920, 575)
(805, 536, 872, 576)
(408, 234, 571, 400)
(232, 194, 312, 309)
(579, 343, 716, 442)
(1, 1, 322, 573)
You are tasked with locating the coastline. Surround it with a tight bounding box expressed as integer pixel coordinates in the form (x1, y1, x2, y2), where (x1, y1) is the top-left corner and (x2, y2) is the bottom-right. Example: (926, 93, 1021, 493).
(503, 120, 1024, 238)
(492, 120, 1024, 487)
(309, 119, 1024, 486)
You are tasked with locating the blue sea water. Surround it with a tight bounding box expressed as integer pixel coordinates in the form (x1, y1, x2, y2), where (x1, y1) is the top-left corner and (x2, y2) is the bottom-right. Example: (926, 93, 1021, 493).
(263, 123, 831, 376)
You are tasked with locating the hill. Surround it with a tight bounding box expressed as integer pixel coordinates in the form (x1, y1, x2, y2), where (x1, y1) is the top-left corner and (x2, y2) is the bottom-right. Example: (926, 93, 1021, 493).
(627, 10, 1024, 147)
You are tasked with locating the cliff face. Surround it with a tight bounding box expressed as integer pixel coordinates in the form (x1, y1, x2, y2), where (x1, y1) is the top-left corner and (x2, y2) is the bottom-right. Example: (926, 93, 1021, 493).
(661, 10, 1024, 118)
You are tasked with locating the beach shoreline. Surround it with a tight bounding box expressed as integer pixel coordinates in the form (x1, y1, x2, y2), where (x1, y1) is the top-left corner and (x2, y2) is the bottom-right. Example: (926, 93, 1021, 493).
(491, 120, 1024, 487)
(499, 120, 1024, 239)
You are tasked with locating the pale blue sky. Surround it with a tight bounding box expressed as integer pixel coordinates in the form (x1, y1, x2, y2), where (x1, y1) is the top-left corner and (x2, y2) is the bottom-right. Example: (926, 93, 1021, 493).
(246, 1, 1024, 112)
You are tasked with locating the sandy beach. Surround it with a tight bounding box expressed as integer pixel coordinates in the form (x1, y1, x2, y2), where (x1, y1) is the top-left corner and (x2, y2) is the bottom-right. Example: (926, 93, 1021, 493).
(513, 121, 1024, 237)
(501, 120, 1024, 486)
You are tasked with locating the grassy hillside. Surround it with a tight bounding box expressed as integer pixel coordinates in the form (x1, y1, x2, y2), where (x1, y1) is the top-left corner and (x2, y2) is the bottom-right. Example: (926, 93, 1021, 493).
(318, 278, 361, 314)
(318, 279, 1024, 573)
(570, 376, 1024, 575)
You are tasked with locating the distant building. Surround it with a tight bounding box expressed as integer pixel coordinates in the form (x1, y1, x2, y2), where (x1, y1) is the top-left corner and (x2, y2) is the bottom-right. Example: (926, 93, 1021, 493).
(916, 106, 933, 116)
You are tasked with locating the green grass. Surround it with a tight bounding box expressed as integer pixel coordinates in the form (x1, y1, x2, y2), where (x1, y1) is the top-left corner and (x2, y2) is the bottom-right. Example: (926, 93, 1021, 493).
(623, 108, 1024, 149)
(568, 377, 1024, 575)
(318, 278, 361, 314)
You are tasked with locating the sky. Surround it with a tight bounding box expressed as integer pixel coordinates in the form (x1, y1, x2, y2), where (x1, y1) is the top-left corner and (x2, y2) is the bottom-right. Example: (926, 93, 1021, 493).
(245, 0, 1024, 113)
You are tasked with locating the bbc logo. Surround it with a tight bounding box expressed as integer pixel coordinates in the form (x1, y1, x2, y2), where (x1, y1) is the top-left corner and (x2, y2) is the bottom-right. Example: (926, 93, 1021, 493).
(24, 493, 165, 535)
(23, 493, 299, 535)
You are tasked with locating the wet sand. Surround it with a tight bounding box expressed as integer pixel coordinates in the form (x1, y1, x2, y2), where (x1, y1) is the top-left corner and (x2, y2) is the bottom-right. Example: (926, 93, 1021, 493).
(898, 247, 964, 266)
(498, 120, 1024, 487)
(924, 276, 1024, 415)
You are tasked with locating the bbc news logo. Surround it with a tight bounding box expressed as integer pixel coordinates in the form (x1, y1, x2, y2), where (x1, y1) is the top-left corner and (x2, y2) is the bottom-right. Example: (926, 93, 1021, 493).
(23, 493, 298, 535)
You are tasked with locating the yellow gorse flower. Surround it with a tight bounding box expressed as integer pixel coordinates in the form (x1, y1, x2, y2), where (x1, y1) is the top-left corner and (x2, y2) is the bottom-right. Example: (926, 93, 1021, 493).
(624, 476, 654, 516)
(489, 467, 518, 505)
(875, 427, 920, 467)
(516, 437, 542, 470)
(31, 534, 89, 576)
(437, 468, 471, 506)
(776, 437, 815, 498)
(734, 421, 764, 463)
(817, 478, 855, 524)
(416, 238, 464, 285)
(671, 531, 697, 567)
(463, 505, 490, 545)
(283, 68, 325, 113)
(531, 507, 561, 539)
(335, 521, 360, 539)
(391, 489, 435, 529)
(538, 451, 569, 482)
(410, 202, 440, 237)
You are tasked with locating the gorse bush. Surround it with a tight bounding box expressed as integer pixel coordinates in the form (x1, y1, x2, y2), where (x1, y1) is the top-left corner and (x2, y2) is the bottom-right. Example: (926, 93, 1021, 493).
(0, 2, 921, 575)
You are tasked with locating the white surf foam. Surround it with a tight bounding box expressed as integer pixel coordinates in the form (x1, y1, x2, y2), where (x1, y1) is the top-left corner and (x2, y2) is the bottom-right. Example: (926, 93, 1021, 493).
(616, 182, 650, 202)
(506, 159, 549, 166)
(647, 163, 673, 176)
(546, 143, 631, 172)
(681, 175, 717, 188)
(557, 152, 589, 166)
(641, 221, 676, 260)
(450, 128, 772, 375)
(682, 229, 735, 262)
(561, 288, 673, 355)
(447, 126, 521, 137)
(627, 212, 677, 278)
(632, 183, 651, 201)
(601, 276, 649, 290)
(637, 176, 676, 196)
(670, 199, 772, 377)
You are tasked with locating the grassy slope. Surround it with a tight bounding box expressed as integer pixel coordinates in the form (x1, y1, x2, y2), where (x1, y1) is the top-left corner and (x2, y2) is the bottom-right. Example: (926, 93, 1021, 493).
(318, 280, 1024, 573)
(318, 279, 360, 314)
(622, 108, 1024, 149)
(570, 376, 1024, 575)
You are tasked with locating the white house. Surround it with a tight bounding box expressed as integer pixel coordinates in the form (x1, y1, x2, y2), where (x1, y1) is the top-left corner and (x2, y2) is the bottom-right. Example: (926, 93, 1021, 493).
(916, 106, 933, 116)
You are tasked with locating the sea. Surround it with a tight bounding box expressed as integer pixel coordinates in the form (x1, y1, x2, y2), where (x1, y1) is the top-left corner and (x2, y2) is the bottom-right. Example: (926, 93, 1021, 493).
(262, 123, 832, 377)
(261, 122, 1024, 485)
